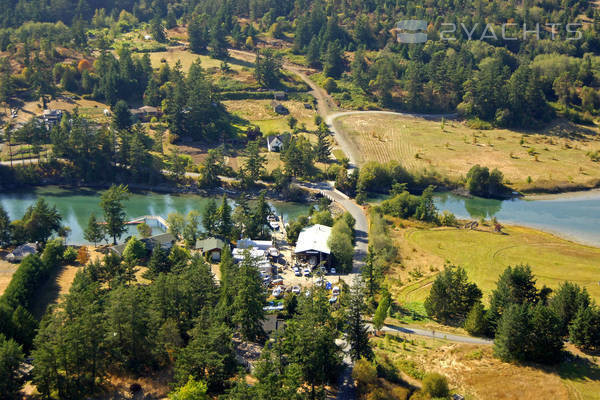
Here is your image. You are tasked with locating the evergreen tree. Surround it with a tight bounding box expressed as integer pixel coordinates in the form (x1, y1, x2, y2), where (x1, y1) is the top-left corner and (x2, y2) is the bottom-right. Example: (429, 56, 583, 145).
(351, 47, 369, 91)
(315, 124, 332, 162)
(216, 247, 236, 326)
(112, 100, 132, 130)
(346, 279, 373, 361)
(188, 15, 209, 54)
(569, 306, 600, 350)
(493, 304, 531, 363)
(549, 282, 591, 337)
(100, 184, 130, 245)
(282, 290, 342, 398)
(147, 247, 171, 275)
(252, 346, 303, 400)
(243, 140, 266, 182)
(20, 198, 62, 244)
(210, 23, 229, 59)
(199, 149, 223, 187)
(0, 334, 24, 399)
(424, 264, 482, 324)
(373, 289, 390, 333)
(232, 252, 266, 341)
(217, 196, 233, 239)
(174, 312, 237, 393)
(183, 210, 200, 248)
(487, 264, 539, 333)
(203, 199, 219, 234)
(0, 204, 11, 247)
(105, 285, 153, 373)
(464, 302, 488, 336)
(84, 214, 105, 246)
(144, 77, 161, 106)
(254, 48, 282, 88)
(323, 41, 345, 78)
(32, 272, 107, 398)
(150, 16, 167, 43)
(306, 37, 321, 68)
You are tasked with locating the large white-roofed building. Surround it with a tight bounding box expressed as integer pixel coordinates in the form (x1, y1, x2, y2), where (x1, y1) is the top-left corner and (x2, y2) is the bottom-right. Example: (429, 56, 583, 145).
(294, 224, 332, 267)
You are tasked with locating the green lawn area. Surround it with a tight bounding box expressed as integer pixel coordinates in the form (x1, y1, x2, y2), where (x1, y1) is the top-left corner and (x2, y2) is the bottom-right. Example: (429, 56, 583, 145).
(395, 224, 600, 303)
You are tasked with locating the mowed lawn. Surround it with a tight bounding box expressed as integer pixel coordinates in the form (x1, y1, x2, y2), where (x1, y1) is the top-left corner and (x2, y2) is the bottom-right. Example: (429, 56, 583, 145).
(337, 114, 600, 191)
(394, 224, 600, 304)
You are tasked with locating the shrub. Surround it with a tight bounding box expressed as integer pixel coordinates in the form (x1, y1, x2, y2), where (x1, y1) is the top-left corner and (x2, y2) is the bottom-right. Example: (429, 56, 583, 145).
(352, 358, 378, 394)
(76, 247, 89, 265)
(439, 211, 457, 227)
(422, 372, 449, 398)
(62, 247, 77, 264)
(323, 77, 337, 93)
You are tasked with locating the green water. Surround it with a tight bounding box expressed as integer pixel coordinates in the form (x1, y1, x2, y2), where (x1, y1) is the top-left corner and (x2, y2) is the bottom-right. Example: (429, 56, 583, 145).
(0, 186, 311, 244)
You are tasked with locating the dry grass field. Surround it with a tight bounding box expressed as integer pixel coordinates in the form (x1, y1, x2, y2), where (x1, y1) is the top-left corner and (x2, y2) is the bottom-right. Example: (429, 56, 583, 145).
(0, 252, 18, 295)
(224, 99, 318, 134)
(1, 96, 111, 126)
(337, 114, 600, 191)
(372, 333, 600, 400)
(147, 47, 249, 71)
(387, 219, 600, 305)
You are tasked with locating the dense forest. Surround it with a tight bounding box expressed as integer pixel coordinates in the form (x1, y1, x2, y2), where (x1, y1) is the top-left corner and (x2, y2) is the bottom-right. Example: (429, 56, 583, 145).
(0, 0, 599, 127)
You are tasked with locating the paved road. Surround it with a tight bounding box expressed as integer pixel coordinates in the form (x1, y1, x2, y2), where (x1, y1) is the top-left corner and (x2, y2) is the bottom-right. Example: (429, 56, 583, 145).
(371, 323, 494, 345)
(294, 181, 367, 274)
(0, 158, 43, 166)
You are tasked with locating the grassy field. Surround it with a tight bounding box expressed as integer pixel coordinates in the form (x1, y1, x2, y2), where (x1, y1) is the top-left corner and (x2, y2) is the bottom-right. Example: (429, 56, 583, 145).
(389, 220, 600, 304)
(147, 47, 252, 73)
(337, 114, 600, 191)
(224, 99, 317, 134)
(372, 332, 600, 400)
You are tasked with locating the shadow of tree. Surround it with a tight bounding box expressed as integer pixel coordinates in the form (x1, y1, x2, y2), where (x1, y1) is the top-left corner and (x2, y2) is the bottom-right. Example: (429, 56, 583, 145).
(557, 354, 600, 383)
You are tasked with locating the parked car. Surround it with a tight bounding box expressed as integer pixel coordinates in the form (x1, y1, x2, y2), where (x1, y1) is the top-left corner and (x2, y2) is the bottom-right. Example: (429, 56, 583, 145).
(294, 268, 302, 277)
(330, 267, 336, 275)
(272, 287, 283, 298)
(303, 268, 311, 277)
(332, 286, 340, 296)
(329, 296, 338, 304)
(292, 286, 301, 294)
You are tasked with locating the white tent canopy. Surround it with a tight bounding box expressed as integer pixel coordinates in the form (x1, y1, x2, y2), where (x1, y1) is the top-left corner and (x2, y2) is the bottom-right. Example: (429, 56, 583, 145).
(294, 224, 332, 255)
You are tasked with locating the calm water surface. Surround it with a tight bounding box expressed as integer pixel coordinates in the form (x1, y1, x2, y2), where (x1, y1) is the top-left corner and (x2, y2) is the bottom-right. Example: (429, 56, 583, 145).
(0, 186, 311, 244)
(434, 192, 600, 246)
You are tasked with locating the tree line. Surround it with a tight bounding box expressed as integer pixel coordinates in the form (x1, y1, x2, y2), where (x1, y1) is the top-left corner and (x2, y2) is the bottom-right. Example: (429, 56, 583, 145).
(425, 264, 600, 363)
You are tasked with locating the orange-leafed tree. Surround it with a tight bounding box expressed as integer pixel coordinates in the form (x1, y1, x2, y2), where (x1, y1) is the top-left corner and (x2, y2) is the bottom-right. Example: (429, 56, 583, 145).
(77, 59, 92, 73)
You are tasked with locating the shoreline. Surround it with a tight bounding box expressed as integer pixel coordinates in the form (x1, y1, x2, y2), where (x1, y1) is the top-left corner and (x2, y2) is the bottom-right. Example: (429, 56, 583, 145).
(523, 187, 600, 201)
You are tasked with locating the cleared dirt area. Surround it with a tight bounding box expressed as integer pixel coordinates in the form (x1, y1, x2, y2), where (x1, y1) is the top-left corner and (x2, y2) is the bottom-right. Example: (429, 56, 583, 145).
(337, 114, 600, 191)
